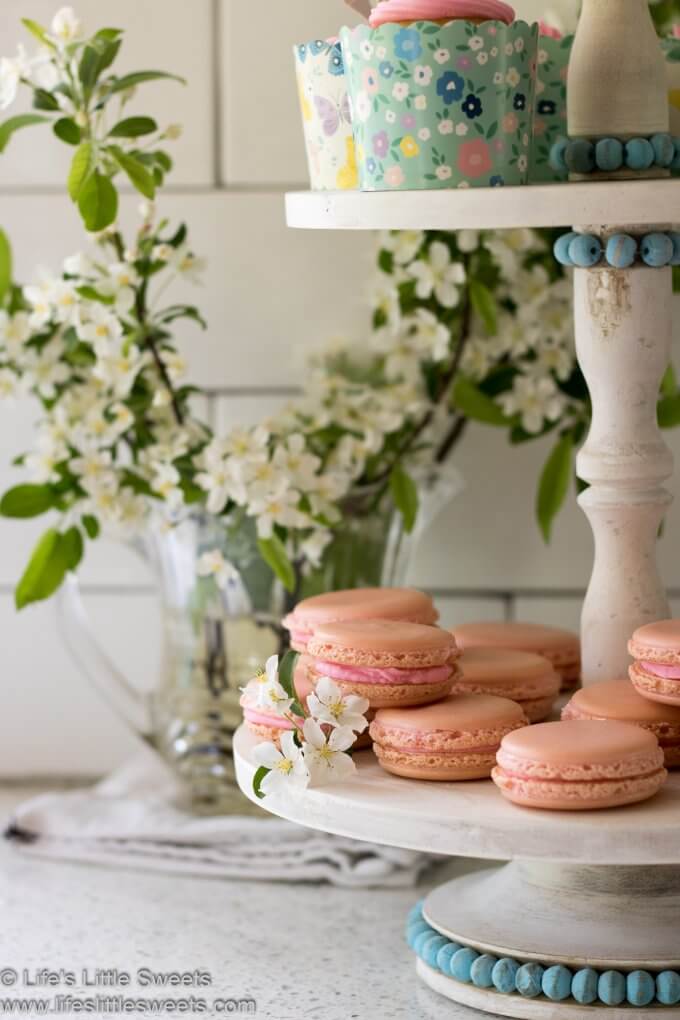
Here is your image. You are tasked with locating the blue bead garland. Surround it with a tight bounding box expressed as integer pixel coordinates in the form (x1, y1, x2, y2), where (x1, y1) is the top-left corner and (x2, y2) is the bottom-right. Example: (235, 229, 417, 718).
(406, 903, 680, 1007)
(554, 230, 678, 269)
(549, 132, 679, 174)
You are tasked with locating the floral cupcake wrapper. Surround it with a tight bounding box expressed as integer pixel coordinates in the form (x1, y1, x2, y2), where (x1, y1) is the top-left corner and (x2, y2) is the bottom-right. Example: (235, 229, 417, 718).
(340, 19, 538, 191)
(663, 38, 680, 142)
(294, 38, 358, 191)
(530, 34, 572, 183)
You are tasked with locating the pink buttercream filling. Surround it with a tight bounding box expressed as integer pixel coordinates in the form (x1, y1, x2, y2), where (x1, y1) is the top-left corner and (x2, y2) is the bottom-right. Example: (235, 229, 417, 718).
(642, 661, 680, 680)
(388, 742, 499, 756)
(314, 660, 452, 686)
(242, 706, 297, 730)
(288, 626, 311, 645)
(369, 0, 515, 27)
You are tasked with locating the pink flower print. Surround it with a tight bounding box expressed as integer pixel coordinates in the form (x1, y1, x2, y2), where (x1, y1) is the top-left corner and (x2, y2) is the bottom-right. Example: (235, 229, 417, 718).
(402, 112, 416, 130)
(456, 55, 472, 71)
(534, 119, 547, 137)
(372, 130, 389, 157)
(493, 138, 505, 153)
(362, 67, 379, 95)
(487, 24, 497, 36)
(385, 165, 405, 187)
(457, 138, 492, 179)
(502, 111, 518, 133)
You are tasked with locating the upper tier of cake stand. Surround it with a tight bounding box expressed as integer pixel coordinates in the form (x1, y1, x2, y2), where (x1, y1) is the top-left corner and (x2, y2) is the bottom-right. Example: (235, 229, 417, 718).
(234, 725, 680, 866)
(285, 179, 680, 231)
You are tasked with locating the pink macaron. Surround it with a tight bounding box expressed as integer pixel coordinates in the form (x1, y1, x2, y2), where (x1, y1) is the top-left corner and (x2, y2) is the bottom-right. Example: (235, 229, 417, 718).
(370, 694, 527, 780)
(283, 587, 439, 653)
(563, 678, 680, 769)
(307, 619, 458, 709)
(492, 719, 667, 811)
(453, 648, 560, 723)
(452, 621, 581, 691)
(240, 655, 314, 746)
(629, 620, 680, 706)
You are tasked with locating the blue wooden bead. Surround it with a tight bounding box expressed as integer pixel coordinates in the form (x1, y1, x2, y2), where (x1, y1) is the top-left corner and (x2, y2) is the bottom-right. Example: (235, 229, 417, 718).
(627, 970, 655, 1006)
(606, 233, 637, 268)
(640, 232, 673, 267)
(668, 232, 680, 266)
(451, 947, 479, 983)
(598, 970, 626, 1006)
(542, 965, 572, 1002)
(516, 963, 544, 998)
(407, 900, 424, 925)
(672, 139, 680, 170)
(470, 954, 498, 988)
(595, 137, 623, 172)
(572, 968, 599, 1005)
(657, 971, 680, 1006)
(549, 137, 569, 172)
(413, 929, 437, 955)
(436, 942, 462, 975)
(492, 958, 519, 994)
(407, 920, 432, 947)
(421, 934, 450, 969)
(554, 231, 578, 266)
(652, 132, 675, 168)
(568, 233, 602, 268)
(625, 137, 654, 170)
(565, 138, 595, 174)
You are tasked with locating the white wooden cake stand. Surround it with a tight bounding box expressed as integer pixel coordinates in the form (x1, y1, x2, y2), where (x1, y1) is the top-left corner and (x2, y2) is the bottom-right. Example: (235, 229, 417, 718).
(242, 2, 680, 1014)
(235, 726, 680, 1018)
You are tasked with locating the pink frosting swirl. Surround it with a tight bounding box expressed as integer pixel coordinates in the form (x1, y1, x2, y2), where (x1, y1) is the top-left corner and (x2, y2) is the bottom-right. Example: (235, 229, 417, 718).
(368, 0, 515, 28)
(539, 20, 562, 39)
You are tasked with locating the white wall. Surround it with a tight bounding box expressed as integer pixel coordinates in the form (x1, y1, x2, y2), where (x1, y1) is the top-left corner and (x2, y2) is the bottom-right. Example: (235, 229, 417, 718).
(0, 0, 678, 776)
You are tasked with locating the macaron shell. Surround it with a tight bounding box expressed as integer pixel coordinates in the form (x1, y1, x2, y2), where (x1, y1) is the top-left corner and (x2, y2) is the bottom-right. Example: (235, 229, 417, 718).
(309, 619, 458, 669)
(491, 767, 667, 811)
(630, 661, 680, 706)
(284, 587, 438, 634)
(563, 678, 680, 727)
(454, 648, 560, 721)
(498, 718, 660, 769)
(628, 618, 680, 661)
(452, 621, 580, 691)
(314, 672, 455, 709)
(373, 746, 498, 781)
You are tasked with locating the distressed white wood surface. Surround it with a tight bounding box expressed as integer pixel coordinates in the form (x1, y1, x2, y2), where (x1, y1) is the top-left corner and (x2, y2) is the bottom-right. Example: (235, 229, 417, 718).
(234, 726, 680, 865)
(567, 0, 669, 138)
(285, 179, 680, 231)
(576, 267, 673, 682)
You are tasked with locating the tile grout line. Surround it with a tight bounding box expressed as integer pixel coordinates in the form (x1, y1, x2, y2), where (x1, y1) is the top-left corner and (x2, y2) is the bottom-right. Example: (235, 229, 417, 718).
(211, 0, 224, 189)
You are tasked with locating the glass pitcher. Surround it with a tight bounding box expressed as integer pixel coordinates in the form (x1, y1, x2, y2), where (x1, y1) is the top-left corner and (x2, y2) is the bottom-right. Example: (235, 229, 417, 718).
(58, 466, 463, 814)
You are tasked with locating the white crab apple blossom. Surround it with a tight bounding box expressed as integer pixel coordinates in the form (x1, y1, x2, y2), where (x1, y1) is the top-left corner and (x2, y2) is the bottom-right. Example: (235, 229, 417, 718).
(307, 677, 369, 734)
(196, 549, 240, 590)
(408, 240, 466, 308)
(498, 374, 567, 435)
(302, 718, 357, 787)
(253, 731, 309, 796)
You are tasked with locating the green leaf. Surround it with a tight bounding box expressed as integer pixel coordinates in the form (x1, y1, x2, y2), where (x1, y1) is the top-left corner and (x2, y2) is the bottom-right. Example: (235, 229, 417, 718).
(0, 114, 49, 154)
(78, 170, 118, 231)
(278, 650, 304, 717)
(0, 228, 11, 305)
(68, 141, 95, 200)
(661, 363, 677, 398)
(536, 432, 574, 543)
(107, 145, 155, 199)
(61, 526, 84, 571)
(389, 463, 419, 534)
(469, 278, 498, 336)
(21, 17, 55, 48)
(32, 88, 60, 111)
(15, 529, 69, 609)
(109, 116, 157, 138)
(53, 117, 81, 145)
(0, 484, 55, 518)
(252, 765, 269, 800)
(257, 535, 295, 592)
(82, 514, 100, 540)
(107, 70, 186, 95)
(658, 393, 680, 428)
(452, 377, 511, 426)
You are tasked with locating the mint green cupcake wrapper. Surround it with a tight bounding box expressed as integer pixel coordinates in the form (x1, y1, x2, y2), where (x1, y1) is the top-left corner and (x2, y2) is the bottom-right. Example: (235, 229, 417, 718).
(340, 20, 538, 191)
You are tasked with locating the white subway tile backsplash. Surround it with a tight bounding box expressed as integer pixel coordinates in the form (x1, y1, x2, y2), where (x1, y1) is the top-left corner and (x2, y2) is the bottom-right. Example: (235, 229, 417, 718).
(512, 596, 582, 633)
(0, 0, 215, 188)
(434, 596, 508, 630)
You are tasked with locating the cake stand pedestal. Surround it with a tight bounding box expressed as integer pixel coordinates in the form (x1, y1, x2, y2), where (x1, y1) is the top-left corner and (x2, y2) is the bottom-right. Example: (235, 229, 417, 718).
(235, 726, 680, 1018)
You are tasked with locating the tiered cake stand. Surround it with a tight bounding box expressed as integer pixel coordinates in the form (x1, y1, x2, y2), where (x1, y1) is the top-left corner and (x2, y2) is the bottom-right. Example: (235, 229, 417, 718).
(237, 3, 680, 1014)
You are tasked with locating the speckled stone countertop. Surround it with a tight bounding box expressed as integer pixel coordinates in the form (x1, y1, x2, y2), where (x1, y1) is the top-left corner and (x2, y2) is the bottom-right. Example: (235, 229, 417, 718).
(0, 785, 492, 1020)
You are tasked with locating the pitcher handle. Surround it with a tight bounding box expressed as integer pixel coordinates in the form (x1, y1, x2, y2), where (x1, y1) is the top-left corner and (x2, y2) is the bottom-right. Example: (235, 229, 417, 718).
(57, 573, 153, 740)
